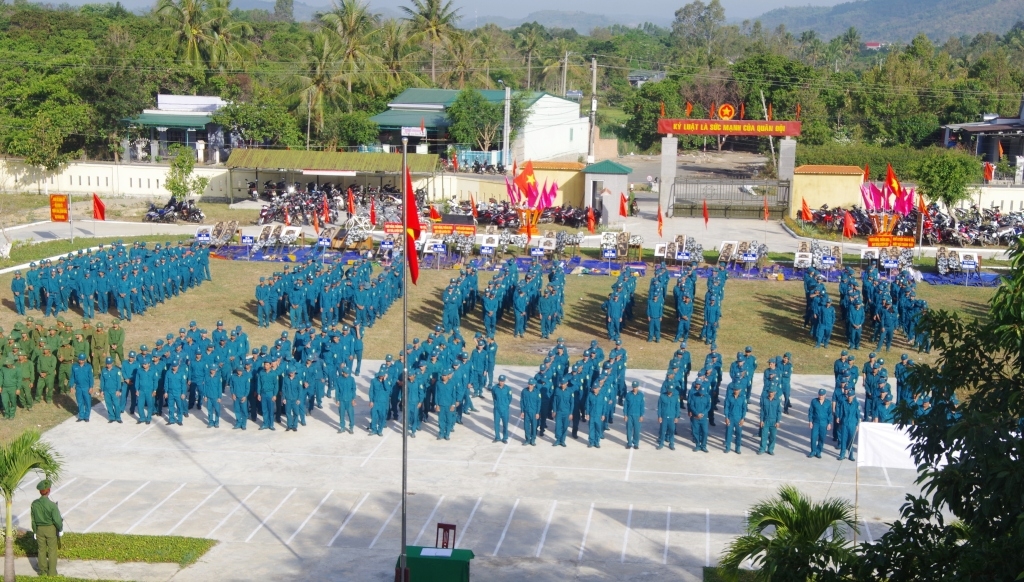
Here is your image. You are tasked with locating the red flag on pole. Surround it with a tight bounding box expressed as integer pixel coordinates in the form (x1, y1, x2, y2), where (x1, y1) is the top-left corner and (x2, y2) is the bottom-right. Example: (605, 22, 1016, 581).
(429, 205, 441, 221)
(346, 188, 355, 215)
(843, 210, 856, 238)
(587, 206, 596, 234)
(405, 166, 421, 285)
(657, 204, 664, 237)
(284, 206, 291, 226)
(862, 164, 870, 182)
(702, 199, 709, 228)
(801, 198, 812, 222)
(739, 102, 745, 120)
(763, 196, 769, 221)
(795, 103, 801, 120)
(452, 156, 459, 173)
(660, 101, 665, 117)
(767, 103, 773, 121)
(918, 193, 927, 214)
(685, 102, 693, 117)
(370, 197, 376, 225)
(469, 193, 478, 218)
(313, 211, 320, 234)
(92, 193, 105, 220)
(885, 163, 902, 196)
(619, 193, 627, 217)
(322, 194, 330, 224)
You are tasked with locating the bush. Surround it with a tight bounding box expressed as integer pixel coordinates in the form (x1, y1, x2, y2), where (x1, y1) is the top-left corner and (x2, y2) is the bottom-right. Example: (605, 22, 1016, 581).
(13, 531, 216, 567)
(795, 143, 969, 182)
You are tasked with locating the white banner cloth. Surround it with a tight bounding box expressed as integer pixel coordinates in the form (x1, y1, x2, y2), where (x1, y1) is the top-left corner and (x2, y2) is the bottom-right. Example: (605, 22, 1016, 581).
(857, 423, 917, 470)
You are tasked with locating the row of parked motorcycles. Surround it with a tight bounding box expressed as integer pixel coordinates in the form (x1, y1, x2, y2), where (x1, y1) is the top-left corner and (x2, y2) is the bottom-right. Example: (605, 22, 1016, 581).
(143, 197, 206, 223)
(439, 159, 507, 175)
(800, 203, 1024, 247)
(254, 182, 428, 227)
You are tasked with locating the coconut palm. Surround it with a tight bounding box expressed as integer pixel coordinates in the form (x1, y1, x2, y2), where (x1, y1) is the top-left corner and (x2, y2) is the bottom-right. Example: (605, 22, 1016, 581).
(515, 27, 543, 90)
(321, 0, 382, 112)
(156, 0, 252, 71)
(1, 430, 63, 582)
(400, 0, 461, 85)
(293, 31, 344, 132)
(377, 19, 423, 88)
(205, 0, 255, 70)
(718, 485, 858, 582)
(445, 36, 489, 89)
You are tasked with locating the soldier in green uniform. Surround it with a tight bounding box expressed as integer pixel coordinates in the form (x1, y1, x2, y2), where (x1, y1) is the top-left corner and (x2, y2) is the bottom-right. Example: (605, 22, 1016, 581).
(57, 340, 74, 396)
(1, 356, 20, 417)
(31, 479, 64, 577)
(36, 345, 57, 404)
(90, 322, 110, 374)
(70, 332, 90, 374)
(107, 320, 125, 365)
(17, 352, 35, 411)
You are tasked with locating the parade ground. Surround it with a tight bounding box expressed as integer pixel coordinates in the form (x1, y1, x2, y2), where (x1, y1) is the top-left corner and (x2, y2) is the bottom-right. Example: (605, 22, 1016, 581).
(9, 364, 913, 581)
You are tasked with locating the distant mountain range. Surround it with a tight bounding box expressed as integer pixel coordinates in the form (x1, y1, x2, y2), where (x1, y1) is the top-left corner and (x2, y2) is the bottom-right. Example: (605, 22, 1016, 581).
(467, 10, 663, 32)
(756, 0, 1024, 41)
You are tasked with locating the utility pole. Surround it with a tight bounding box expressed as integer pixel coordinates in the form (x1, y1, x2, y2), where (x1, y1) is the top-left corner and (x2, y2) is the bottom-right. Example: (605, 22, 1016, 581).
(561, 51, 569, 97)
(587, 57, 597, 164)
(760, 90, 777, 172)
(501, 83, 511, 167)
(305, 87, 312, 150)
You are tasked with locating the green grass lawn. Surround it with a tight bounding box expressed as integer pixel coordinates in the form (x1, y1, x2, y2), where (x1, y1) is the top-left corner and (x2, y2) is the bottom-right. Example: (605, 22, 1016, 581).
(13, 532, 216, 567)
(704, 566, 757, 581)
(0, 254, 998, 440)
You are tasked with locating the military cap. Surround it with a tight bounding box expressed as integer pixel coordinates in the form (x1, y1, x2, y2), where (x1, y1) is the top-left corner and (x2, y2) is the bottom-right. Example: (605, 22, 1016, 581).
(841, 350, 848, 356)
(818, 389, 827, 396)
(37, 480, 52, 491)
(77, 353, 87, 360)
(105, 357, 113, 365)
(498, 375, 506, 382)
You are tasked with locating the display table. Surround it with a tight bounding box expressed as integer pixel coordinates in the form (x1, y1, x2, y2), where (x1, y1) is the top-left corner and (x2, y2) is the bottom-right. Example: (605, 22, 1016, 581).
(396, 545, 475, 582)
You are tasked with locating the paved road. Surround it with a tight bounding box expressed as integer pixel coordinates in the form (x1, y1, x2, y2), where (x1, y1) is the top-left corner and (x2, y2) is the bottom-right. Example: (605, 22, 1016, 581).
(22, 363, 913, 581)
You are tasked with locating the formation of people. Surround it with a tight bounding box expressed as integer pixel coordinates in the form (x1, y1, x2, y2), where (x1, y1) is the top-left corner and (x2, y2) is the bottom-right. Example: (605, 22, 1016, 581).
(473, 259, 566, 339)
(804, 265, 930, 352)
(10, 241, 211, 321)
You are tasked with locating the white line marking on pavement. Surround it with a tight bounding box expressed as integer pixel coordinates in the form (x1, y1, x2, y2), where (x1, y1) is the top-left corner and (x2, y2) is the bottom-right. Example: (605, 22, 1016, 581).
(128, 483, 186, 534)
(578, 502, 595, 562)
(536, 501, 558, 558)
(705, 508, 711, 567)
(621, 504, 633, 563)
(360, 431, 391, 468)
(862, 519, 873, 543)
(490, 416, 523, 472)
(63, 480, 114, 519)
(454, 497, 482, 548)
(287, 490, 333, 545)
(369, 500, 402, 549)
(413, 496, 446, 546)
(245, 488, 296, 542)
(121, 425, 154, 447)
(166, 485, 222, 535)
(882, 466, 892, 487)
(624, 448, 634, 481)
(492, 498, 520, 556)
(327, 492, 369, 547)
(207, 486, 260, 538)
(84, 481, 150, 533)
(18, 478, 78, 525)
(663, 506, 671, 565)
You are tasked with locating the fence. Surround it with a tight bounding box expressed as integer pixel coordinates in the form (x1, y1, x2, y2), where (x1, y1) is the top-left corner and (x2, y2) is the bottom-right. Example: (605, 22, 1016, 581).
(670, 178, 791, 219)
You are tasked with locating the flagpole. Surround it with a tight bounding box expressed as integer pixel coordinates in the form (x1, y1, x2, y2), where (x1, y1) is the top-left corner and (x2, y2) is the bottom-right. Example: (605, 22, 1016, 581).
(399, 137, 409, 581)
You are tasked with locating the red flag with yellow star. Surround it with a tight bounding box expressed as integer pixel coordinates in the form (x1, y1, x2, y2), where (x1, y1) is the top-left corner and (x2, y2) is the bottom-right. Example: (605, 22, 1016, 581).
(513, 161, 536, 200)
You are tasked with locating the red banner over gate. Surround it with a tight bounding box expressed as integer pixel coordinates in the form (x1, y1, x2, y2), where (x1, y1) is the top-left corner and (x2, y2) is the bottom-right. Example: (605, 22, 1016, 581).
(657, 119, 802, 137)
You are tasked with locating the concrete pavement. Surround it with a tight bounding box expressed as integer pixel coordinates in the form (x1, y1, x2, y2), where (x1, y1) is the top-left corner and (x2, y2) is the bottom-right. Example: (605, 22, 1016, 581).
(21, 362, 915, 581)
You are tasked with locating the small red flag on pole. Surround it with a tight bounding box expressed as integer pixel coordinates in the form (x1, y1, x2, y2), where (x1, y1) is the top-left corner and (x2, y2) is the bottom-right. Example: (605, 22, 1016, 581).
(843, 210, 856, 239)
(862, 164, 870, 183)
(587, 206, 596, 234)
(619, 193, 627, 217)
(92, 193, 106, 221)
(370, 197, 377, 225)
(702, 199, 709, 228)
(469, 193, 478, 218)
(763, 196, 769, 221)
(801, 198, 812, 222)
(346, 188, 355, 215)
(657, 204, 664, 237)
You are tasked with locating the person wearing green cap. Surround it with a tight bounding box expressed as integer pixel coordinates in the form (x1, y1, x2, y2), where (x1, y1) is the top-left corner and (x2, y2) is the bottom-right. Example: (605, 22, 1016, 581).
(0, 357, 20, 418)
(108, 321, 125, 365)
(335, 365, 357, 434)
(757, 387, 782, 455)
(11, 270, 26, 315)
(31, 479, 63, 576)
(623, 381, 645, 449)
(368, 369, 389, 436)
(71, 353, 95, 422)
(656, 385, 681, 451)
(17, 353, 35, 411)
(36, 345, 57, 404)
(519, 379, 541, 446)
(100, 357, 124, 423)
(808, 389, 832, 458)
(490, 375, 512, 443)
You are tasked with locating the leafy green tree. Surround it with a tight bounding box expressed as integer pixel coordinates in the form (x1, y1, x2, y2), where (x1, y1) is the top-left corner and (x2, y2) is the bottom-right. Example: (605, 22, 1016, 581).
(915, 150, 981, 210)
(377, 19, 423, 88)
(446, 89, 525, 152)
(321, 0, 383, 112)
(401, 0, 461, 85)
(620, 79, 682, 151)
(322, 111, 379, 147)
(1, 430, 63, 582)
(156, 0, 254, 71)
(292, 31, 344, 133)
(852, 237, 1024, 582)
(164, 145, 211, 200)
(671, 0, 726, 69)
(212, 93, 301, 147)
(719, 485, 858, 582)
(273, 0, 292, 21)
(515, 26, 543, 90)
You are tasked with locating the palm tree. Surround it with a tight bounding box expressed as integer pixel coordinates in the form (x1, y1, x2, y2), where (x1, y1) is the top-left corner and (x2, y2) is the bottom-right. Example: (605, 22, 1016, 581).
(293, 31, 344, 133)
(445, 36, 489, 89)
(156, 0, 253, 71)
(400, 0, 461, 85)
(321, 0, 382, 112)
(377, 19, 423, 88)
(2, 430, 63, 582)
(205, 0, 255, 71)
(718, 485, 858, 582)
(515, 27, 543, 90)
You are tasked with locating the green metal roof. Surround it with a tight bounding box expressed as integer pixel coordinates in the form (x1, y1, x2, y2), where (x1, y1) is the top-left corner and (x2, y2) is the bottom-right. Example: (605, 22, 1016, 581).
(583, 160, 634, 175)
(224, 149, 439, 173)
(124, 112, 212, 129)
(369, 109, 449, 129)
(388, 88, 548, 108)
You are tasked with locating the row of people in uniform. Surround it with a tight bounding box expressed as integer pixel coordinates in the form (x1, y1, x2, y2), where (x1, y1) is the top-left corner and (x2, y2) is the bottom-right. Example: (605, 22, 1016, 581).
(10, 241, 210, 320)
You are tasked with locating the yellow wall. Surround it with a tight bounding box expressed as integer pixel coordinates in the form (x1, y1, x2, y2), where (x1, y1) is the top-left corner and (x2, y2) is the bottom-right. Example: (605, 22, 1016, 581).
(454, 169, 584, 207)
(790, 173, 863, 219)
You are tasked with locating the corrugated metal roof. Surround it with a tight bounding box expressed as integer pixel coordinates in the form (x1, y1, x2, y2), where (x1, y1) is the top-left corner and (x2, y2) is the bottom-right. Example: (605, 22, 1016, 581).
(388, 88, 548, 108)
(124, 112, 212, 129)
(583, 160, 633, 175)
(532, 161, 586, 171)
(794, 165, 864, 176)
(225, 149, 439, 173)
(369, 109, 449, 129)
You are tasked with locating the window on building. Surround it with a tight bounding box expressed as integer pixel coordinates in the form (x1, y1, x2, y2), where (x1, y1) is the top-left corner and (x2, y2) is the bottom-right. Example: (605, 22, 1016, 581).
(147, 179, 151, 188)
(570, 128, 574, 141)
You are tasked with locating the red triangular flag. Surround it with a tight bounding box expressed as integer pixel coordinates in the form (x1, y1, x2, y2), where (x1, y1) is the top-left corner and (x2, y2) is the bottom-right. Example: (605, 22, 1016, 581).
(92, 193, 106, 221)
(862, 164, 870, 183)
(346, 188, 355, 215)
(763, 196, 769, 221)
(767, 103, 773, 121)
(801, 198, 812, 222)
(685, 102, 692, 117)
(284, 206, 291, 226)
(452, 156, 459, 173)
(710, 101, 716, 119)
(795, 103, 801, 121)
(313, 211, 320, 234)
(918, 193, 927, 214)
(843, 210, 856, 238)
(405, 166, 420, 285)
(657, 204, 663, 237)
(420, 117, 425, 133)
(469, 193, 478, 218)
(370, 197, 376, 225)
(322, 194, 330, 224)
(429, 205, 441, 221)
(702, 199, 709, 228)
(512, 159, 517, 178)
(587, 206, 596, 234)
(739, 102, 745, 120)
(619, 193, 627, 217)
